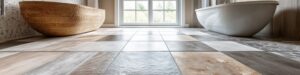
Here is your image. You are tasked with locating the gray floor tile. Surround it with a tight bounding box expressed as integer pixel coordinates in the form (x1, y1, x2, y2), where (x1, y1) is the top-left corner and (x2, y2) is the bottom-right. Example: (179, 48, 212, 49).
(105, 52, 181, 75)
(166, 41, 217, 52)
(224, 51, 300, 75)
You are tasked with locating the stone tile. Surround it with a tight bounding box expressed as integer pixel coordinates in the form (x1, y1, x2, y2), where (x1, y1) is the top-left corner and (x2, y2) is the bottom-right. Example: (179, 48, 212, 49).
(162, 35, 199, 41)
(237, 41, 300, 52)
(166, 42, 217, 52)
(59, 41, 127, 51)
(131, 35, 163, 41)
(27, 52, 98, 75)
(272, 52, 300, 62)
(70, 52, 119, 75)
(172, 52, 261, 75)
(202, 41, 262, 51)
(97, 35, 133, 41)
(0, 52, 65, 75)
(105, 52, 181, 75)
(224, 51, 300, 75)
(86, 31, 136, 36)
(123, 42, 168, 51)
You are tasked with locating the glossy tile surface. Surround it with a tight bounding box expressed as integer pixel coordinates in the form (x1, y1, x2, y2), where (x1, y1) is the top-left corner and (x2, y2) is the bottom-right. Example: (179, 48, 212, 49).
(202, 41, 262, 51)
(0, 28, 300, 75)
(105, 52, 181, 75)
(224, 51, 300, 75)
(166, 42, 217, 52)
(123, 42, 168, 51)
(172, 52, 261, 75)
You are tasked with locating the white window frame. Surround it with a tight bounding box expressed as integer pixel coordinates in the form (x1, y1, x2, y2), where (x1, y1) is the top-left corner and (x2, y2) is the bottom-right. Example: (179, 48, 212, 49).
(115, 0, 185, 27)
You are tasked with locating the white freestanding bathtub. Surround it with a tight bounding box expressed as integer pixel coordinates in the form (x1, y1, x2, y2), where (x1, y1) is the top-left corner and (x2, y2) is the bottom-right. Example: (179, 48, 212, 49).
(196, 1, 278, 36)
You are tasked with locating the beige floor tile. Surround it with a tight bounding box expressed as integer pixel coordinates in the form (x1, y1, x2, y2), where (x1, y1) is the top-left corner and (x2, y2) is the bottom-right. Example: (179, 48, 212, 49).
(172, 52, 261, 75)
(123, 42, 168, 51)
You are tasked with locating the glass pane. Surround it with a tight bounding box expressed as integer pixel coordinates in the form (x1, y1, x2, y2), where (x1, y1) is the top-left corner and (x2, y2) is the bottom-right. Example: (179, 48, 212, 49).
(153, 1, 164, 10)
(136, 11, 149, 23)
(136, 1, 148, 10)
(165, 1, 176, 10)
(124, 1, 135, 10)
(153, 11, 164, 23)
(165, 11, 177, 23)
(124, 11, 136, 23)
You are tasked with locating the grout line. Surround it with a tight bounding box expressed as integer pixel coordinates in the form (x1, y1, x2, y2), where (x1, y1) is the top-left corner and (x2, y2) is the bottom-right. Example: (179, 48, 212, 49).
(159, 30, 184, 75)
(102, 30, 138, 74)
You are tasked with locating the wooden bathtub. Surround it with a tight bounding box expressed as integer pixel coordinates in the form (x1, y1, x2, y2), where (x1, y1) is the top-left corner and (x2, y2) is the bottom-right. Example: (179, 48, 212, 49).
(20, 1, 105, 36)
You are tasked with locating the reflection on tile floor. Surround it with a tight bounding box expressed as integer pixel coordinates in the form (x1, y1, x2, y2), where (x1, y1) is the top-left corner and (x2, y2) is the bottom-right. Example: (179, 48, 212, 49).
(0, 28, 300, 75)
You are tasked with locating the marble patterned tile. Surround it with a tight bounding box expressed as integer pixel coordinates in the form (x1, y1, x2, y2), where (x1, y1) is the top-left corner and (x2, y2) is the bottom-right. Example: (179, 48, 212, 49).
(162, 35, 199, 41)
(59, 41, 127, 51)
(123, 42, 168, 51)
(272, 52, 300, 62)
(85, 31, 136, 36)
(202, 41, 262, 51)
(224, 51, 300, 75)
(172, 52, 261, 75)
(27, 52, 98, 75)
(97, 35, 133, 41)
(70, 52, 119, 75)
(237, 41, 300, 52)
(0, 52, 65, 75)
(166, 42, 217, 52)
(14, 36, 46, 43)
(131, 35, 163, 41)
(105, 52, 181, 75)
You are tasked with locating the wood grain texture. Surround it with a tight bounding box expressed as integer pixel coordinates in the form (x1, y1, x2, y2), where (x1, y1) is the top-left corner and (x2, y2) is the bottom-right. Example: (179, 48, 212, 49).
(27, 52, 97, 75)
(224, 51, 300, 75)
(272, 0, 300, 40)
(70, 52, 119, 75)
(20, 1, 105, 36)
(0, 52, 65, 75)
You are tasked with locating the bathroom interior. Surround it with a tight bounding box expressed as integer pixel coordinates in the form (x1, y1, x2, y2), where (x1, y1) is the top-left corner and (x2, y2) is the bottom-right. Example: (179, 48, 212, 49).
(0, 0, 300, 74)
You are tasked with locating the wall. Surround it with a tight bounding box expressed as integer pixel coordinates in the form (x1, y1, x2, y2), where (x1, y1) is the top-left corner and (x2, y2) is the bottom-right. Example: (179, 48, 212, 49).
(0, 0, 86, 43)
(0, 0, 37, 43)
(272, 0, 300, 39)
(99, 0, 196, 27)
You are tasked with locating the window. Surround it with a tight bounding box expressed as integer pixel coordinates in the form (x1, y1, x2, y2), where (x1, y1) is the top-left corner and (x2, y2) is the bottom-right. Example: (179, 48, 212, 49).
(120, 0, 181, 26)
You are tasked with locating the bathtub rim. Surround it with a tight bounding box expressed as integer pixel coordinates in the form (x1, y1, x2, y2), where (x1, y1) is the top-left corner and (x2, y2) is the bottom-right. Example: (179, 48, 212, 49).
(195, 1, 279, 12)
(19, 1, 98, 10)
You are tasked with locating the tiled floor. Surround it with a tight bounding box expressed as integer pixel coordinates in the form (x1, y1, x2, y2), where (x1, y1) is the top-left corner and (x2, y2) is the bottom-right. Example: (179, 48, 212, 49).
(0, 28, 300, 75)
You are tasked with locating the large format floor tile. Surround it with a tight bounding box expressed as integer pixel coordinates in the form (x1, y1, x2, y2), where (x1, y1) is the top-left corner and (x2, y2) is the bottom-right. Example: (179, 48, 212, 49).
(123, 42, 168, 51)
(131, 35, 163, 41)
(70, 52, 119, 75)
(162, 35, 199, 41)
(202, 41, 262, 51)
(97, 35, 133, 41)
(172, 52, 261, 75)
(59, 41, 127, 51)
(105, 52, 181, 75)
(224, 51, 300, 75)
(272, 52, 300, 62)
(0, 52, 66, 75)
(166, 42, 217, 52)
